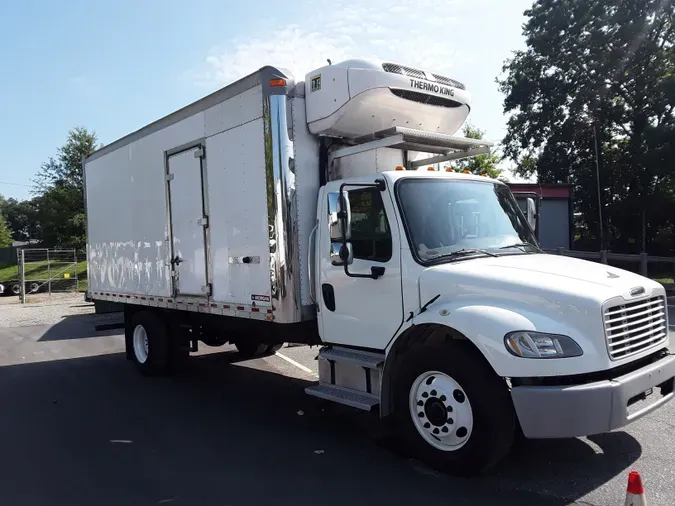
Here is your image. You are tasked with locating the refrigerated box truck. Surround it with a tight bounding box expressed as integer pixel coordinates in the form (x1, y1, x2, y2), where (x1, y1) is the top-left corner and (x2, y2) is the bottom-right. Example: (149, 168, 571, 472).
(84, 58, 675, 476)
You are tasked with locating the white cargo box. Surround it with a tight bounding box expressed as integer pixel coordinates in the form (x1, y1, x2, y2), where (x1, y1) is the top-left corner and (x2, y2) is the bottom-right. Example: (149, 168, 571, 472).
(84, 66, 320, 324)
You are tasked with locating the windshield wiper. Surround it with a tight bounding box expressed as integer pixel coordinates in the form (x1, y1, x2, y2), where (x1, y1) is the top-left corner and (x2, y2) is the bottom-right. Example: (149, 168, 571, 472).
(428, 248, 498, 262)
(497, 242, 539, 252)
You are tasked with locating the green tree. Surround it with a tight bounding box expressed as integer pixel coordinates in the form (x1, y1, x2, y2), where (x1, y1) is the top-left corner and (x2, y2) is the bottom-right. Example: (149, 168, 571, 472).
(498, 0, 675, 253)
(0, 215, 13, 247)
(32, 127, 100, 249)
(450, 123, 506, 180)
(0, 197, 38, 242)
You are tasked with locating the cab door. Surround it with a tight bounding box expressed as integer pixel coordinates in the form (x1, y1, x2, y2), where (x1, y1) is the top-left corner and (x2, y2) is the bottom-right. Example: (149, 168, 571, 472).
(316, 178, 404, 349)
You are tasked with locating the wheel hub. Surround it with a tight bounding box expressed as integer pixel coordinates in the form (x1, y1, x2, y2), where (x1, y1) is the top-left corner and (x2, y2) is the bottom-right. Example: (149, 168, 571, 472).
(409, 370, 474, 452)
(424, 398, 448, 426)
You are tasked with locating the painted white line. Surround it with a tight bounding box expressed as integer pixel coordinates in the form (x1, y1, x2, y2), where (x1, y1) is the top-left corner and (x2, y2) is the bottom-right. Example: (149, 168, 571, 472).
(275, 351, 317, 376)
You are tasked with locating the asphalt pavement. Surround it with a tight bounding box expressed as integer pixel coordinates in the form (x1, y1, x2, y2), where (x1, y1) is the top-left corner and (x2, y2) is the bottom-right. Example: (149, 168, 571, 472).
(0, 308, 673, 506)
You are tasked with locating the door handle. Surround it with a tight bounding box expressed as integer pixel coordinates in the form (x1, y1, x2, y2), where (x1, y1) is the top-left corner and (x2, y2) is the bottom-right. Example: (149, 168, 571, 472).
(172, 255, 183, 265)
(322, 283, 336, 312)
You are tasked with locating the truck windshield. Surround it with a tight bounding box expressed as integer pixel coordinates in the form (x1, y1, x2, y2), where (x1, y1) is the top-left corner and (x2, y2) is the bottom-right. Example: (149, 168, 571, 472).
(396, 178, 539, 263)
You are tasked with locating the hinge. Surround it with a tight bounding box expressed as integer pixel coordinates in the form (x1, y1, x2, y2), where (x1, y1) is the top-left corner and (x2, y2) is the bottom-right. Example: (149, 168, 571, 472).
(166, 173, 174, 181)
(201, 283, 212, 295)
(197, 216, 209, 227)
(194, 148, 205, 159)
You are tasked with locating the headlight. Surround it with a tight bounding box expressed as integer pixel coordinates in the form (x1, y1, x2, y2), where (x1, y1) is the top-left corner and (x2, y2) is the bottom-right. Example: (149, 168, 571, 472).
(504, 331, 583, 359)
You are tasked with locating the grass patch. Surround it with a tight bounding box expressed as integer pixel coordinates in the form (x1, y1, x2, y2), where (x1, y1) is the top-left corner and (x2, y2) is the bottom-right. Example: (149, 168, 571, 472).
(0, 259, 88, 292)
(653, 277, 674, 285)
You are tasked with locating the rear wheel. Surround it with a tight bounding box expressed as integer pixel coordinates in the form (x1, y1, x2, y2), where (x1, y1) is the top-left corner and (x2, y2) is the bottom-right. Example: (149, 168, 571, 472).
(266, 343, 283, 354)
(130, 311, 170, 375)
(235, 341, 283, 359)
(393, 342, 515, 476)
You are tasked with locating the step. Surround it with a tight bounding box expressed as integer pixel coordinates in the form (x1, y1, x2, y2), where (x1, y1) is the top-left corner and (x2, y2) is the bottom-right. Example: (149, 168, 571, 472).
(305, 384, 379, 411)
(319, 347, 385, 369)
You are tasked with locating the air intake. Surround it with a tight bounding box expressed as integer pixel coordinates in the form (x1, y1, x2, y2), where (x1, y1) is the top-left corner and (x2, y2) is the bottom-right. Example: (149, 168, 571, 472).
(382, 63, 466, 90)
(390, 89, 464, 108)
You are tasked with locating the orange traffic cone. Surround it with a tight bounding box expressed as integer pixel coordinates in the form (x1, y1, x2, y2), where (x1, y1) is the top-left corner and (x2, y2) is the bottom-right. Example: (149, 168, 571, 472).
(625, 471, 647, 506)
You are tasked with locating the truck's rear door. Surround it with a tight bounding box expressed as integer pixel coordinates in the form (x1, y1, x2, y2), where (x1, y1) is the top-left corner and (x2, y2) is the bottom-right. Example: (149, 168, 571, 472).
(167, 145, 209, 297)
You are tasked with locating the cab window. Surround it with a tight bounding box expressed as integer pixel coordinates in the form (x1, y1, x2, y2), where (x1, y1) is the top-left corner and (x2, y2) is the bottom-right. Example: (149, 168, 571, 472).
(347, 188, 392, 262)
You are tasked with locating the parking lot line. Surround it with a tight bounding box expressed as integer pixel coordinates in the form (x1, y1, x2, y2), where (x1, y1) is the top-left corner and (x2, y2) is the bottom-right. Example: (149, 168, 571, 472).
(275, 351, 317, 376)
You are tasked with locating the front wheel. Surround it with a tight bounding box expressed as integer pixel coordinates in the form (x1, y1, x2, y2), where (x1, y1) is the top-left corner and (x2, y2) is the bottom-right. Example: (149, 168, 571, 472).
(393, 342, 516, 476)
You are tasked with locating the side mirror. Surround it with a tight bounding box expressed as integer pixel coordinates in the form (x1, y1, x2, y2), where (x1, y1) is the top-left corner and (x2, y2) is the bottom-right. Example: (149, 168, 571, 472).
(526, 197, 537, 231)
(331, 242, 353, 266)
(328, 191, 351, 241)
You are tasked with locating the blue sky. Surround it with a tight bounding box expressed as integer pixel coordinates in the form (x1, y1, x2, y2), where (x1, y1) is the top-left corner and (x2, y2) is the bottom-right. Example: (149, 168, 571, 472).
(0, 0, 533, 201)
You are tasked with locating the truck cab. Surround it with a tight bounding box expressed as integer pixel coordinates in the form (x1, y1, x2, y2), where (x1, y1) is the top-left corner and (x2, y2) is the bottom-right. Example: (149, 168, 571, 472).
(309, 165, 674, 476)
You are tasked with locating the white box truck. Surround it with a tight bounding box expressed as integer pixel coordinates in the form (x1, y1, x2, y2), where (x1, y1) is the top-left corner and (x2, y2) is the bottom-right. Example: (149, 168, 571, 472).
(84, 58, 675, 476)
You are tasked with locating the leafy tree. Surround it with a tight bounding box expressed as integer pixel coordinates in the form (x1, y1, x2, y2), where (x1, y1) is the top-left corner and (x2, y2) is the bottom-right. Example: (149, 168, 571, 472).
(449, 123, 506, 180)
(498, 0, 675, 253)
(32, 127, 100, 249)
(0, 215, 12, 247)
(0, 197, 38, 242)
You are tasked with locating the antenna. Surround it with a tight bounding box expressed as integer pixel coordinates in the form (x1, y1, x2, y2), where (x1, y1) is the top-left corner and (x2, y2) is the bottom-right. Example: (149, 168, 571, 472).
(327, 59, 332, 65)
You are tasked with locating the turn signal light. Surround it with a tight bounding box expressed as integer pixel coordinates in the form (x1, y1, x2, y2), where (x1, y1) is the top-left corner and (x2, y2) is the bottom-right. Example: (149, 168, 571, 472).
(395, 165, 405, 171)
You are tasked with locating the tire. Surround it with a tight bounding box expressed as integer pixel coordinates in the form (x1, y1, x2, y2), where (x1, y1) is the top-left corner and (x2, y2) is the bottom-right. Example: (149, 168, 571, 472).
(29, 282, 39, 293)
(265, 343, 283, 354)
(234, 341, 282, 359)
(392, 341, 516, 476)
(11, 283, 20, 296)
(129, 311, 170, 376)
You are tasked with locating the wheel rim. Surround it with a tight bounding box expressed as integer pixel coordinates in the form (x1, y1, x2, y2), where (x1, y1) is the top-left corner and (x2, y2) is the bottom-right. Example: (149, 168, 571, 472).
(409, 370, 474, 452)
(133, 325, 149, 364)
(11, 284, 20, 295)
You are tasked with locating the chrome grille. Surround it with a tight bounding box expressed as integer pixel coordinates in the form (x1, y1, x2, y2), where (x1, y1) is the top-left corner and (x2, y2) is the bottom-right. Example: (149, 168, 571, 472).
(604, 296, 668, 360)
(381, 63, 466, 90)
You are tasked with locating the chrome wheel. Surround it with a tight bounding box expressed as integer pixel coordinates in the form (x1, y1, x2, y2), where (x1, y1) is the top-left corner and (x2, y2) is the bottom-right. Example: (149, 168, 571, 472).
(409, 370, 474, 451)
(133, 324, 149, 364)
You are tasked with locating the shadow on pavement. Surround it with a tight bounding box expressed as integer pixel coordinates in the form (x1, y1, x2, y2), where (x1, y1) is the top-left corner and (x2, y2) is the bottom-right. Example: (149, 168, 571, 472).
(0, 347, 641, 506)
(38, 313, 123, 342)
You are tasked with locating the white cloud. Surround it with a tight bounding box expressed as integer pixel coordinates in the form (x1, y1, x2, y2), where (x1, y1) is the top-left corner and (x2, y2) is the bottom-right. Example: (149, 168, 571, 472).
(189, 0, 464, 88)
(185, 0, 536, 182)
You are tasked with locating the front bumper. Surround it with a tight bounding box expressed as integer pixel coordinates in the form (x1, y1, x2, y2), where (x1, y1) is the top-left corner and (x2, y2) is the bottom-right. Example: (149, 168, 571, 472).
(511, 353, 675, 439)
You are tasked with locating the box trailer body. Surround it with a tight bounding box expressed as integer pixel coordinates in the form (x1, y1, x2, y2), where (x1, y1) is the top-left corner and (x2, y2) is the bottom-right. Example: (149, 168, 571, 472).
(85, 68, 321, 326)
(84, 58, 675, 477)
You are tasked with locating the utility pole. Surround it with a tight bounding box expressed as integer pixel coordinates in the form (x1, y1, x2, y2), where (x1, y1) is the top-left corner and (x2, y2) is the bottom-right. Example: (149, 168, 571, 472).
(593, 122, 604, 250)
